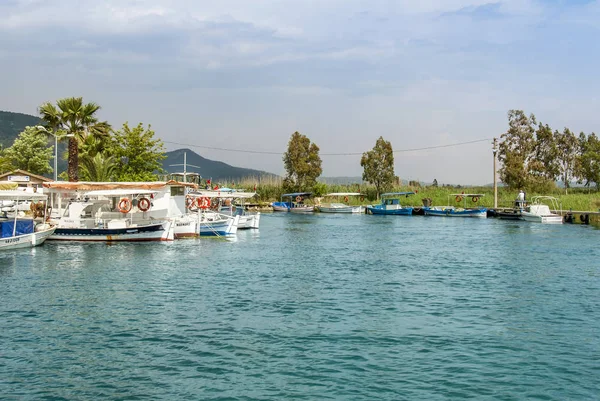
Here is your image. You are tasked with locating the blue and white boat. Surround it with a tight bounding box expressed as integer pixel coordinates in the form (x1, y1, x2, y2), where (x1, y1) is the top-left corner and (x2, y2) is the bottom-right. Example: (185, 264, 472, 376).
(0, 190, 56, 250)
(275, 192, 314, 213)
(366, 192, 414, 215)
(424, 194, 487, 218)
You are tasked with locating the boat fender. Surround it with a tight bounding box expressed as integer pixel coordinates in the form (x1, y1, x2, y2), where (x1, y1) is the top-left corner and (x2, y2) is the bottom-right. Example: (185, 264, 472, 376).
(118, 198, 132, 213)
(344, 196, 349, 203)
(472, 196, 479, 203)
(138, 197, 151, 212)
(455, 196, 463, 203)
(296, 196, 302, 203)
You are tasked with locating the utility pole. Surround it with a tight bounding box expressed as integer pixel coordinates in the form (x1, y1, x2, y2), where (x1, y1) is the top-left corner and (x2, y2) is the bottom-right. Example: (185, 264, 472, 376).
(493, 138, 498, 209)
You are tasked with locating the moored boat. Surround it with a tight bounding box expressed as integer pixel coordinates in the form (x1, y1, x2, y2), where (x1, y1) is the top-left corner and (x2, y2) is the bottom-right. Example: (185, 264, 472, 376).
(424, 194, 487, 218)
(46, 190, 174, 242)
(0, 190, 56, 250)
(315, 193, 363, 213)
(366, 192, 414, 215)
(280, 192, 314, 213)
(520, 196, 563, 224)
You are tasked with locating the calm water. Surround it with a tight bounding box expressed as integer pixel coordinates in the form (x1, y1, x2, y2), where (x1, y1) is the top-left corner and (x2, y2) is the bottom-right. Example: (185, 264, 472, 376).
(1, 214, 599, 400)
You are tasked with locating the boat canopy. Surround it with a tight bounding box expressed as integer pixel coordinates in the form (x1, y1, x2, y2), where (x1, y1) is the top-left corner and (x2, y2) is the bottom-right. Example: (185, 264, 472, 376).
(381, 192, 415, 197)
(43, 180, 197, 191)
(83, 189, 157, 197)
(323, 192, 361, 197)
(0, 190, 48, 201)
(190, 191, 257, 199)
(282, 192, 312, 198)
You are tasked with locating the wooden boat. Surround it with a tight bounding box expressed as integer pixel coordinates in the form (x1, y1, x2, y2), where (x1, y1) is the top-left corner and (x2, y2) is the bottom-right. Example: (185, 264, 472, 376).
(366, 192, 414, 215)
(279, 192, 314, 213)
(315, 193, 363, 213)
(520, 196, 563, 224)
(424, 194, 487, 218)
(0, 190, 56, 250)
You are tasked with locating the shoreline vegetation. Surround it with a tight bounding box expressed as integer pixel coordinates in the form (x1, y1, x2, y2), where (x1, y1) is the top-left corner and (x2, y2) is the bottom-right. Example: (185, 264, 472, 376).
(231, 176, 600, 212)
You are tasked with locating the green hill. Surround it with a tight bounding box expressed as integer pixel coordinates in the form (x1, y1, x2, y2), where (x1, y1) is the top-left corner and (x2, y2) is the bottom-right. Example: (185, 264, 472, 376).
(0, 110, 41, 147)
(163, 149, 278, 182)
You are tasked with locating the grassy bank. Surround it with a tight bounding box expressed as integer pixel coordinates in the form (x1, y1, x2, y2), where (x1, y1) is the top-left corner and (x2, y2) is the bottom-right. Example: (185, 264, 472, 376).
(234, 177, 600, 211)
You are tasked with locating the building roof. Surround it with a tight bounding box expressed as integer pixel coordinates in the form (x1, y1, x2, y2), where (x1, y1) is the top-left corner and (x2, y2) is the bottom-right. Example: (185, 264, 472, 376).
(0, 169, 53, 182)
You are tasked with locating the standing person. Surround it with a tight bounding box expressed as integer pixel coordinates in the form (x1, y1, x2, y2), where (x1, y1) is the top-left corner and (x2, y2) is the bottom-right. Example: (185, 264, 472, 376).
(516, 189, 525, 208)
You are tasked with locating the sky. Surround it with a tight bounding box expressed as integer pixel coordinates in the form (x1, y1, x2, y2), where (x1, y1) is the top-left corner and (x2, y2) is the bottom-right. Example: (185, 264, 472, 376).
(1, 0, 600, 185)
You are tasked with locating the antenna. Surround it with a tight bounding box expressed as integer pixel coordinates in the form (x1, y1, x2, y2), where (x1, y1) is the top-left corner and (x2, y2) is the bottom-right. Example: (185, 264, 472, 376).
(169, 151, 201, 183)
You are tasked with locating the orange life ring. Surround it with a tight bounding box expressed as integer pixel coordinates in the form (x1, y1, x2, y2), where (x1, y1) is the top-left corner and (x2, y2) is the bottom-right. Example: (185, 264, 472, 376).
(185, 195, 194, 209)
(138, 197, 151, 212)
(455, 196, 463, 203)
(199, 197, 211, 209)
(296, 196, 302, 202)
(118, 198, 132, 213)
(472, 196, 479, 203)
(344, 196, 349, 203)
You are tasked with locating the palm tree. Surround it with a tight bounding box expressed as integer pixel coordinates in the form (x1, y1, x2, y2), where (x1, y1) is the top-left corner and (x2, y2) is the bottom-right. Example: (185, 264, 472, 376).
(38, 97, 111, 181)
(80, 153, 118, 182)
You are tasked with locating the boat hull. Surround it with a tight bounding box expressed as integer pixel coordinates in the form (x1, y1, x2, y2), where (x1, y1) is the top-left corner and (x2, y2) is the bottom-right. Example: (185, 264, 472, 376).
(520, 213, 563, 224)
(289, 206, 314, 213)
(0, 225, 56, 250)
(48, 221, 173, 241)
(316, 205, 363, 213)
(424, 207, 487, 218)
(366, 206, 413, 215)
(198, 215, 239, 236)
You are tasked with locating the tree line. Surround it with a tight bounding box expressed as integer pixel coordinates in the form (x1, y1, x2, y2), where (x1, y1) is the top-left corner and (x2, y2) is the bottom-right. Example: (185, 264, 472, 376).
(0, 97, 166, 181)
(498, 109, 600, 193)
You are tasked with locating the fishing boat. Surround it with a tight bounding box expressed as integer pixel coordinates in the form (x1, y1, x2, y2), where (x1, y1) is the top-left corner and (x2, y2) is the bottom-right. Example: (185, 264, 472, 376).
(315, 193, 364, 213)
(366, 192, 414, 215)
(185, 191, 240, 236)
(278, 192, 314, 213)
(211, 188, 261, 229)
(46, 189, 174, 241)
(520, 196, 563, 224)
(424, 194, 487, 218)
(0, 190, 56, 250)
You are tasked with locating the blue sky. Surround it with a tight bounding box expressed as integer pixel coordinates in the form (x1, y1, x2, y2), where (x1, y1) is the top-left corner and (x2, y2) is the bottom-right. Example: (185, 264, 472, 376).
(1, 0, 599, 184)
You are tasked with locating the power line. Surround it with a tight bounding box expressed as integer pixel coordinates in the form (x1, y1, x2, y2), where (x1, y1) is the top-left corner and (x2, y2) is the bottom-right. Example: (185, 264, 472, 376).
(162, 137, 493, 156)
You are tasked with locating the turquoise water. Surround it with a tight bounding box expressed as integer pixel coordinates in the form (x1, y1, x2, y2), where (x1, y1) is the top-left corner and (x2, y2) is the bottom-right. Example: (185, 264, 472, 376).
(1, 214, 599, 400)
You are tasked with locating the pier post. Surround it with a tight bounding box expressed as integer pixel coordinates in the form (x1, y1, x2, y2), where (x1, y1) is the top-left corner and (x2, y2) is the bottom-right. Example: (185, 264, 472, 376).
(493, 138, 498, 209)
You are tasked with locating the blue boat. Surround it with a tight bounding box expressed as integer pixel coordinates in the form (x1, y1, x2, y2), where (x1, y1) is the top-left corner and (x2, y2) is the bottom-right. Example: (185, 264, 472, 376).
(366, 192, 414, 215)
(424, 194, 487, 218)
(274, 192, 314, 213)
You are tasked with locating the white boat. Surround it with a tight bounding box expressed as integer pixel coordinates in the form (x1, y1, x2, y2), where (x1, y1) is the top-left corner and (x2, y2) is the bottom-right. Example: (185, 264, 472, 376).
(315, 193, 364, 213)
(206, 189, 261, 229)
(520, 196, 563, 224)
(185, 191, 241, 236)
(45, 190, 174, 242)
(0, 190, 56, 250)
(44, 181, 195, 240)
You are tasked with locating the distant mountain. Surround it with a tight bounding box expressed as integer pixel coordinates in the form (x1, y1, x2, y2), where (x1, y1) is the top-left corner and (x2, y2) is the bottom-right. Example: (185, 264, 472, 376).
(163, 148, 278, 181)
(0, 110, 41, 147)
